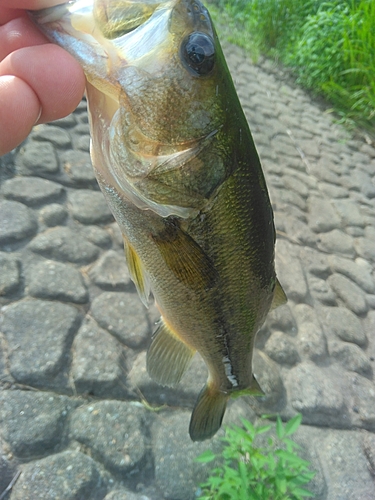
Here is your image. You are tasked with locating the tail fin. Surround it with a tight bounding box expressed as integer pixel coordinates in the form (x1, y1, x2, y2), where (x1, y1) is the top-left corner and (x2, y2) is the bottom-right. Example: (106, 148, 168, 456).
(189, 384, 228, 442)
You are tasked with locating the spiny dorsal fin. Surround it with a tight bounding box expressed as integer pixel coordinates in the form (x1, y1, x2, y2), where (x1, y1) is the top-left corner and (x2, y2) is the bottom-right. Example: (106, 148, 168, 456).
(151, 219, 218, 291)
(147, 318, 195, 387)
(123, 237, 151, 307)
(271, 278, 287, 310)
(189, 383, 228, 442)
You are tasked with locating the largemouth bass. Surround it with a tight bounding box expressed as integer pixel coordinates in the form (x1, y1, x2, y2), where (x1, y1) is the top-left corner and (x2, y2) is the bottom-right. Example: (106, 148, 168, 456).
(30, 0, 286, 441)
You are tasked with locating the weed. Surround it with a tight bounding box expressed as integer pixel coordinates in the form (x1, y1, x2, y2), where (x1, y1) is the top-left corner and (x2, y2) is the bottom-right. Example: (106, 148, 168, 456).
(208, 0, 375, 131)
(195, 414, 315, 500)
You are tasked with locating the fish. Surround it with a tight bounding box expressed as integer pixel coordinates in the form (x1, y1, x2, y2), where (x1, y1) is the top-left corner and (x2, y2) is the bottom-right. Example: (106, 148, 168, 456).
(29, 0, 287, 441)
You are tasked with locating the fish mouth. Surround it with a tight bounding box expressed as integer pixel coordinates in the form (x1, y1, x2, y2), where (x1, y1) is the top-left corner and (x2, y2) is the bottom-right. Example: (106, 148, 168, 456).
(29, 1, 181, 83)
(29, 0, 213, 77)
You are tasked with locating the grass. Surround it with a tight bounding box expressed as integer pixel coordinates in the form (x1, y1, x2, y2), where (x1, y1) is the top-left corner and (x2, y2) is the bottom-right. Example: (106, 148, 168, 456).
(196, 414, 316, 500)
(207, 0, 375, 132)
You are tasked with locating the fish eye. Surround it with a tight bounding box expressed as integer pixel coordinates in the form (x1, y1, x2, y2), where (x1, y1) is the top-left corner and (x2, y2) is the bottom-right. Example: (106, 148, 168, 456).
(180, 32, 215, 76)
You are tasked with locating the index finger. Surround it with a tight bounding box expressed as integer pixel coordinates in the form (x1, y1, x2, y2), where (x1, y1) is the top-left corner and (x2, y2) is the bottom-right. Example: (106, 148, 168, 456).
(0, 0, 69, 26)
(0, 1, 68, 24)
(0, 1, 69, 10)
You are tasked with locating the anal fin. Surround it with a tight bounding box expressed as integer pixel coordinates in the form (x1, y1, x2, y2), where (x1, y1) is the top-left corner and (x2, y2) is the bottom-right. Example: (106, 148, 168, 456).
(147, 318, 195, 387)
(123, 237, 151, 307)
(189, 384, 228, 442)
(271, 278, 287, 310)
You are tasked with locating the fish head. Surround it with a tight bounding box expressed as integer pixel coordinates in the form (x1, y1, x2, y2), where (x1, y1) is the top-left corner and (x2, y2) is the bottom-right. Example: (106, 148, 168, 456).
(30, 0, 234, 144)
(30, 0, 239, 216)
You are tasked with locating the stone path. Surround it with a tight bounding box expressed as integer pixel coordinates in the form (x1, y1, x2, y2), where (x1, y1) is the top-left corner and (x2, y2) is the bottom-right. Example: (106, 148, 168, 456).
(0, 40, 375, 500)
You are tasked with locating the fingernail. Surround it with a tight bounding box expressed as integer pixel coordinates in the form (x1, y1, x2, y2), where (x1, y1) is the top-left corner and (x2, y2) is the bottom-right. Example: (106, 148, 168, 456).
(34, 107, 42, 125)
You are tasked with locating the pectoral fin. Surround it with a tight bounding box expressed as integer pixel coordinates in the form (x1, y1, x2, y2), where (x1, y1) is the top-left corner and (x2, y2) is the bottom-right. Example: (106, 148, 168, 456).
(189, 383, 228, 441)
(270, 278, 287, 310)
(147, 318, 196, 387)
(151, 220, 218, 291)
(123, 237, 151, 307)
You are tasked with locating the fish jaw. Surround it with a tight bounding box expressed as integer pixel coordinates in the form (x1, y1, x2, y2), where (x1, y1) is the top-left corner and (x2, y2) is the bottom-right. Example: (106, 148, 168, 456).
(28, 0, 213, 94)
(28, 1, 174, 92)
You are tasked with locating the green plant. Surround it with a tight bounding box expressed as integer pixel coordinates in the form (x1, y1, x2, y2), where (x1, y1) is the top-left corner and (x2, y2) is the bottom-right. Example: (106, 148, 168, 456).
(288, 3, 348, 87)
(208, 0, 375, 131)
(196, 414, 316, 500)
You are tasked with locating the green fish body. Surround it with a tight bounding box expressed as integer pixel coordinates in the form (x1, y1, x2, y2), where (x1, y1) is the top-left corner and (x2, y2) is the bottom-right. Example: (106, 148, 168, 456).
(30, 0, 286, 441)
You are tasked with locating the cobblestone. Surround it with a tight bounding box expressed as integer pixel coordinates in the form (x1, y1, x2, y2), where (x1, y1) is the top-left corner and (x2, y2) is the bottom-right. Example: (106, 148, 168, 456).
(29, 226, 100, 263)
(16, 140, 59, 175)
(89, 250, 132, 290)
(60, 150, 97, 186)
(1, 299, 81, 388)
(90, 292, 151, 348)
(70, 401, 148, 475)
(26, 259, 88, 303)
(11, 450, 105, 500)
(68, 189, 114, 224)
(0, 253, 20, 295)
(71, 318, 128, 398)
(39, 203, 68, 226)
(0, 200, 37, 244)
(327, 274, 368, 315)
(2, 176, 64, 206)
(307, 197, 341, 233)
(0, 391, 74, 458)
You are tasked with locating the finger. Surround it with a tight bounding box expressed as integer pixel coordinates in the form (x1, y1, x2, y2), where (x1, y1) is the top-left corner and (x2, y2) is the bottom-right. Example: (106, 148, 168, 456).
(0, 44, 86, 124)
(0, 17, 48, 61)
(0, 1, 70, 24)
(0, 1, 69, 10)
(0, 8, 26, 25)
(0, 75, 41, 155)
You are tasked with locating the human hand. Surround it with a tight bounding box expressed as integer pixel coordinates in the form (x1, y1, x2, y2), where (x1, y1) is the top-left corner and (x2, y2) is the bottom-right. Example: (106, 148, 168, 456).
(0, 0, 86, 155)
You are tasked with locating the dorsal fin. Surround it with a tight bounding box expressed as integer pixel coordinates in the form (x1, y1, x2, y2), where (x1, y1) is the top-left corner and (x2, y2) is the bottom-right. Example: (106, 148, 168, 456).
(147, 317, 196, 387)
(271, 278, 287, 310)
(123, 237, 151, 307)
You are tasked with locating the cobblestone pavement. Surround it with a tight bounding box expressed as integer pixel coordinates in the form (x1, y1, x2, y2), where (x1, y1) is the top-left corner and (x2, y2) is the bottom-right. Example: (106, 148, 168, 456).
(0, 40, 375, 500)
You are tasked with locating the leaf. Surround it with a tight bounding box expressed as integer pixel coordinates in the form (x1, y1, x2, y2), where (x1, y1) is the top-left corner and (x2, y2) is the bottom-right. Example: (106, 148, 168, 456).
(275, 449, 311, 467)
(275, 476, 287, 494)
(232, 426, 254, 443)
(276, 416, 284, 439)
(292, 486, 316, 497)
(284, 414, 302, 436)
(196, 450, 216, 463)
(283, 437, 302, 451)
(241, 418, 256, 439)
(256, 424, 272, 435)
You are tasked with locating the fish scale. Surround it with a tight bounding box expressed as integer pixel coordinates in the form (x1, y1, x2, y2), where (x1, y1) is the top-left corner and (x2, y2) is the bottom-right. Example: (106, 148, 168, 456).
(30, 0, 286, 441)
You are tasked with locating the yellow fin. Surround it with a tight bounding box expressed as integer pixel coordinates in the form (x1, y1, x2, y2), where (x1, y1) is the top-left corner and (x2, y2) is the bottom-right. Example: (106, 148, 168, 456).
(147, 318, 195, 387)
(123, 238, 150, 307)
(151, 220, 218, 291)
(271, 278, 287, 310)
(189, 383, 228, 442)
